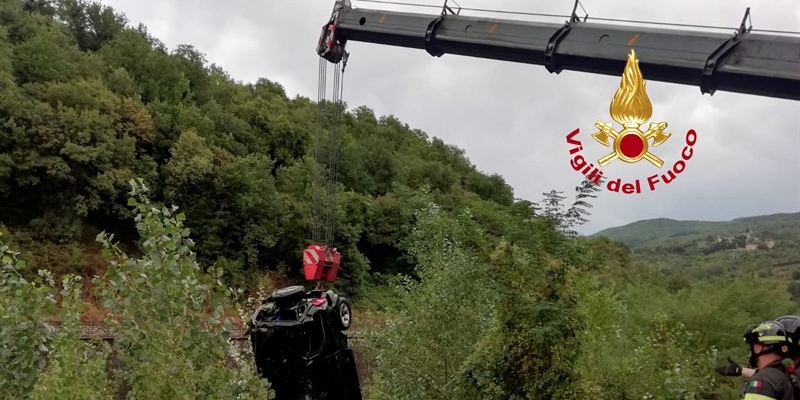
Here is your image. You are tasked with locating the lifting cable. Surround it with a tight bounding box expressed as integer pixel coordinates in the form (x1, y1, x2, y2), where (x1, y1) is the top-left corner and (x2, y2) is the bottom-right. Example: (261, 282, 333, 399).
(312, 54, 348, 249)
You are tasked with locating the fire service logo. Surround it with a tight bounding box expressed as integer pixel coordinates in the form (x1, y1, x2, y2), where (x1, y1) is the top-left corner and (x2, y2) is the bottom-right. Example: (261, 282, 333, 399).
(566, 49, 697, 194)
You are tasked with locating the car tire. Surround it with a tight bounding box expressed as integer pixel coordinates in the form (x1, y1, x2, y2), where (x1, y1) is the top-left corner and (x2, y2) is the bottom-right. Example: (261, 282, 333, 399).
(334, 297, 352, 331)
(270, 285, 305, 300)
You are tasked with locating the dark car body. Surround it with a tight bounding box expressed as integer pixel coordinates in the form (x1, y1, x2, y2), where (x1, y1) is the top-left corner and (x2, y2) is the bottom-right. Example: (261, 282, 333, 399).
(250, 285, 361, 400)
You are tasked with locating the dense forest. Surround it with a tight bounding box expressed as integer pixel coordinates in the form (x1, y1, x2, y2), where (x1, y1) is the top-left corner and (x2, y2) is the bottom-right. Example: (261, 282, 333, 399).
(1, 0, 797, 399)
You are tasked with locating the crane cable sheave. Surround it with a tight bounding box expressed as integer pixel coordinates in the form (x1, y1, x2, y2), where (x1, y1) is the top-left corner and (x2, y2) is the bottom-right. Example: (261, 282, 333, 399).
(318, 0, 350, 64)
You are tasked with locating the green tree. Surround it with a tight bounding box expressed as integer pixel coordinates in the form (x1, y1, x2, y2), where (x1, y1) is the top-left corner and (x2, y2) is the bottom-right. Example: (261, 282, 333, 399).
(563, 178, 603, 235)
(28, 274, 114, 400)
(95, 178, 274, 399)
(364, 203, 502, 400)
(54, 0, 128, 52)
(538, 178, 603, 237)
(0, 233, 56, 398)
(0, 180, 277, 399)
(364, 197, 589, 400)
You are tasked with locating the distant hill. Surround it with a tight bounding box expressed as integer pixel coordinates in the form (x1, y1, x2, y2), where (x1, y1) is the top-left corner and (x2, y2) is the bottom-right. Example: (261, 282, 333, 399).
(590, 212, 800, 282)
(591, 212, 800, 249)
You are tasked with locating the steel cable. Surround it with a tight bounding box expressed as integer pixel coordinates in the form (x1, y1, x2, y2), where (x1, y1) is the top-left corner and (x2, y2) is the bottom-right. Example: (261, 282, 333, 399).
(313, 50, 348, 248)
(312, 58, 327, 245)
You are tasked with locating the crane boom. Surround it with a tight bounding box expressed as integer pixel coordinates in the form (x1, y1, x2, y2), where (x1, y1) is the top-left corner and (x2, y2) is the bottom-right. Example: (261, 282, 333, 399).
(317, 0, 800, 101)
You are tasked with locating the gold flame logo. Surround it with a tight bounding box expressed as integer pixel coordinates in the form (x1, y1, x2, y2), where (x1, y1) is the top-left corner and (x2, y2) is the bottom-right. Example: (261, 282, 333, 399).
(592, 49, 671, 167)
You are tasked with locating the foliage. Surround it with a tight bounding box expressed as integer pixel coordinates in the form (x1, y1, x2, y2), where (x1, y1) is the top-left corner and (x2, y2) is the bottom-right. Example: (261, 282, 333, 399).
(570, 275, 796, 399)
(540, 177, 604, 237)
(1, 1, 797, 399)
(360, 187, 796, 399)
(28, 275, 114, 400)
(0, 0, 535, 297)
(364, 193, 593, 400)
(593, 212, 800, 295)
(0, 181, 274, 399)
(363, 203, 502, 400)
(592, 212, 799, 249)
(95, 178, 274, 399)
(0, 232, 56, 398)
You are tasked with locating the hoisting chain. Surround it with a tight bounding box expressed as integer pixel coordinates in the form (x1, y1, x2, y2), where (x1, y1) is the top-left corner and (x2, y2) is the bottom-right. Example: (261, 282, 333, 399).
(312, 54, 347, 250)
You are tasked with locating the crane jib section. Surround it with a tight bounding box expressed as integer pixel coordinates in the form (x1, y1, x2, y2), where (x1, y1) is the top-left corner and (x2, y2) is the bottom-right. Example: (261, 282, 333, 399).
(318, 0, 800, 102)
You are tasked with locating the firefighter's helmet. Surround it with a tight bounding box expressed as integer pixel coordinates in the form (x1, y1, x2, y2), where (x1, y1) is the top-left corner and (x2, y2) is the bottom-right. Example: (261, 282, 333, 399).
(743, 320, 792, 366)
(774, 315, 800, 357)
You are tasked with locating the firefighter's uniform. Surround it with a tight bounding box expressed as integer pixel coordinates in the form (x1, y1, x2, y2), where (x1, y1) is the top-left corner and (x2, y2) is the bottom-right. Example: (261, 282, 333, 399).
(741, 320, 796, 400)
(741, 361, 794, 400)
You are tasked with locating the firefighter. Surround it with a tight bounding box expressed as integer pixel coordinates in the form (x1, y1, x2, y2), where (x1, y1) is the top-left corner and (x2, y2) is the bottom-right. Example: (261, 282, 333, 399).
(716, 316, 800, 378)
(775, 315, 800, 398)
(739, 320, 795, 400)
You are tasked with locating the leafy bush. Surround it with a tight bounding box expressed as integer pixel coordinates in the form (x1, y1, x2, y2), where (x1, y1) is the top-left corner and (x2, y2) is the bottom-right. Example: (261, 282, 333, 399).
(0, 179, 275, 399)
(364, 203, 502, 400)
(28, 275, 114, 400)
(360, 190, 798, 400)
(0, 234, 56, 398)
(95, 178, 274, 399)
(364, 199, 586, 400)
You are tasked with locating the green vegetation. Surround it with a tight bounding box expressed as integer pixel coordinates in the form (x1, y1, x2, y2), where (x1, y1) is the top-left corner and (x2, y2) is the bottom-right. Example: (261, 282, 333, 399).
(1, 180, 273, 399)
(592, 212, 800, 249)
(592, 213, 800, 298)
(360, 202, 797, 399)
(1, 1, 797, 399)
(0, 0, 532, 297)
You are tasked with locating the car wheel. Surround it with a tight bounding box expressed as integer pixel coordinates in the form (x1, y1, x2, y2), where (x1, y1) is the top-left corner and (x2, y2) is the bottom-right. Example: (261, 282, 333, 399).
(335, 297, 352, 331)
(270, 285, 305, 299)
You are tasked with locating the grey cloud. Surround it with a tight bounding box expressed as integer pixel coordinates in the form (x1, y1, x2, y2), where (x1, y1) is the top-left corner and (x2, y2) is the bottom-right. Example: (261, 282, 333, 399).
(100, 0, 800, 235)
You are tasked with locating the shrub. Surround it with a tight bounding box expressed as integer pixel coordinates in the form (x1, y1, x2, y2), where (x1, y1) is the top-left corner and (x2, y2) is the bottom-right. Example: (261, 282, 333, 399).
(0, 178, 275, 399)
(95, 178, 274, 399)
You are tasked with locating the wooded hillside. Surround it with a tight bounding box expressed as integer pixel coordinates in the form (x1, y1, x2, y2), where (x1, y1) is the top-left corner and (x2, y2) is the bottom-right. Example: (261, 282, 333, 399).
(0, 0, 540, 296)
(592, 213, 800, 297)
(1, 1, 797, 399)
(592, 212, 800, 249)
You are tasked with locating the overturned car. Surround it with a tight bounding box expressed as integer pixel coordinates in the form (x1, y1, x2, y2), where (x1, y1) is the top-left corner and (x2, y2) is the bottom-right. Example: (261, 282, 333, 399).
(249, 246, 361, 399)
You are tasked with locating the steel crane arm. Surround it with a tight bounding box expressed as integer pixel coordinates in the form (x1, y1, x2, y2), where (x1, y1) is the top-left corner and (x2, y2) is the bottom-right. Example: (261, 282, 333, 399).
(317, 0, 800, 101)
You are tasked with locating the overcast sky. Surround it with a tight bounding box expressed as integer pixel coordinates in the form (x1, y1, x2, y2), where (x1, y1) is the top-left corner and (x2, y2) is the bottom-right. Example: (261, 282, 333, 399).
(97, 0, 800, 235)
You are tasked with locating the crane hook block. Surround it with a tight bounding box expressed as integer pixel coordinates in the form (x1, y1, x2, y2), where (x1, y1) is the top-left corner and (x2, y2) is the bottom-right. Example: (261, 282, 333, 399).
(317, 0, 349, 63)
(303, 245, 341, 282)
(318, 23, 347, 63)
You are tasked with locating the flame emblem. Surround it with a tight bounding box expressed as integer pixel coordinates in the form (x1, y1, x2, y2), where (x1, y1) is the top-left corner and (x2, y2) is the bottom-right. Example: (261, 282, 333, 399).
(591, 49, 671, 167)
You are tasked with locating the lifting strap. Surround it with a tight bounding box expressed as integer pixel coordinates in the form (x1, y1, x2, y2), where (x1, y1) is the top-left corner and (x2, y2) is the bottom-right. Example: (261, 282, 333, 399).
(312, 54, 348, 249)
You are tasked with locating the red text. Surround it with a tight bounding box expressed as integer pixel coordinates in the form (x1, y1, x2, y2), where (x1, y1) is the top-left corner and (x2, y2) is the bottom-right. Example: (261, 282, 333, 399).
(646, 129, 697, 191)
(566, 128, 604, 185)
